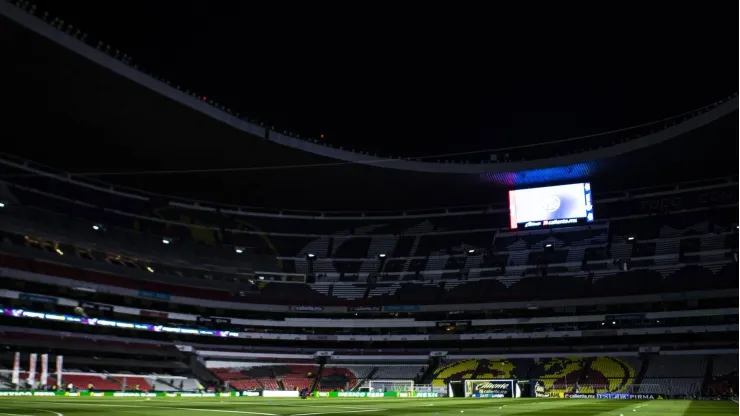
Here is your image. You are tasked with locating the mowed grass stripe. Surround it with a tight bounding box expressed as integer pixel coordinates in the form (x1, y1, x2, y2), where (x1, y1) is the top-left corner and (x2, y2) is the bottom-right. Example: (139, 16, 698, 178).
(0, 397, 737, 415)
(687, 399, 739, 415)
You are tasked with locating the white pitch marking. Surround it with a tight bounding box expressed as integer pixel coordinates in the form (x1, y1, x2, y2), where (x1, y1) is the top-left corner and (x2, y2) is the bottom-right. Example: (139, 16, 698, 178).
(291, 410, 382, 416)
(34, 411, 64, 416)
(32, 402, 276, 415)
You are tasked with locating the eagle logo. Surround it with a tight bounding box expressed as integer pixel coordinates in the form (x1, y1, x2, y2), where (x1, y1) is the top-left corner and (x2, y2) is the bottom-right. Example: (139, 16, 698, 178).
(541, 195, 561, 213)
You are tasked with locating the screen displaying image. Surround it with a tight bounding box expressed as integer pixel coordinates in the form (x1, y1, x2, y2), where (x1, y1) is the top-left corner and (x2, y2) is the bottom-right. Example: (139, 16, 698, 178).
(509, 183, 593, 229)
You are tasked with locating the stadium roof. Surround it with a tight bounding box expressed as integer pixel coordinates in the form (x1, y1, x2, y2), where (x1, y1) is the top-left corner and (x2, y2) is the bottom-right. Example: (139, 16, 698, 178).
(1, 2, 738, 210)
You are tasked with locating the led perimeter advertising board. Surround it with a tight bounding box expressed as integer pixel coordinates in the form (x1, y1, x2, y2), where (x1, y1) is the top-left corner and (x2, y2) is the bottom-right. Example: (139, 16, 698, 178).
(509, 182, 594, 229)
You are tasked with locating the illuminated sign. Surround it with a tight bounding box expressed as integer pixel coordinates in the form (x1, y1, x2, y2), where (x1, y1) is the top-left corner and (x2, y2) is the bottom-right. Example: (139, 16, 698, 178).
(509, 183, 594, 229)
(2, 308, 239, 339)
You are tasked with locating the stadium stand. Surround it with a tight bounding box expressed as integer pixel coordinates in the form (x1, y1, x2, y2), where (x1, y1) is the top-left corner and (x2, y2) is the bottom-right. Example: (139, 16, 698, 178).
(432, 359, 481, 386)
(712, 354, 738, 377)
(1, 0, 736, 404)
(638, 355, 709, 397)
(577, 357, 641, 393)
(318, 367, 357, 391)
(61, 375, 121, 391)
(706, 354, 739, 397)
(371, 365, 424, 380)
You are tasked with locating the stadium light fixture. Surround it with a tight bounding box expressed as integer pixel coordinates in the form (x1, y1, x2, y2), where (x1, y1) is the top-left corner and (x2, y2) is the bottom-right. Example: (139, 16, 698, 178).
(92, 225, 99, 231)
(627, 236, 635, 241)
(545, 243, 553, 248)
(467, 249, 475, 254)
(306, 253, 316, 259)
(162, 238, 172, 245)
(235, 247, 244, 254)
(0, 201, 5, 208)
(377, 253, 387, 259)
(146, 266, 154, 273)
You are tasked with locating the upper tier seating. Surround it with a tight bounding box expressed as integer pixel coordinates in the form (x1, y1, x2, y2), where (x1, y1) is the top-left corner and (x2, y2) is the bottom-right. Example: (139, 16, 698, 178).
(712, 354, 738, 377)
(642, 356, 708, 378)
(1, 245, 734, 305)
(371, 365, 423, 380)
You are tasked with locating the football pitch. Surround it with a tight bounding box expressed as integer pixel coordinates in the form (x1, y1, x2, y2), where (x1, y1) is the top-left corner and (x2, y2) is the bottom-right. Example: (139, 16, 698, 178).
(0, 397, 736, 415)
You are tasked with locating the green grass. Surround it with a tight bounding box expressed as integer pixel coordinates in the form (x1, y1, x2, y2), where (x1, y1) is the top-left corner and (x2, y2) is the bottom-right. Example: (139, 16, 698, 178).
(0, 397, 736, 415)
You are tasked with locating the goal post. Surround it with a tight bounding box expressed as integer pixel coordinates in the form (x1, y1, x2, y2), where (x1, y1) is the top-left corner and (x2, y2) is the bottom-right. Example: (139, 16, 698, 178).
(361, 380, 414, 393)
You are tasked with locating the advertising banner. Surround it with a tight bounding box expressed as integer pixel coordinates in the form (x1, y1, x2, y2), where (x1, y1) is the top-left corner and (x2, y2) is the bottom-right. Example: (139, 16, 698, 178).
(435, 320, 471, 329)
(289, 306, 324, 312)
(11, 352, 20, 385)
(140, 310, 169, 319)
(28, 354, 37, 389)
(564, 393, 596, 399)
(196, 316, 231, 325)
(0, 391, 243, 397)
(566, 393, 661, 400)
(605, 313, 646, 322)
(137, 290, 170, 301)
(466, 380, 513, 398)
(19, 293, 58, 304)
(347, 306, 382, 312)
(382, 305, 421, 313)
(55, 356, 63, 388)
(321, 391, 438, 398)
(0, 391, 56, 396)
(79, 302, 113, 313)
(596, 393, 660, 400)
(263, 390, 300, 398)
(40, 354, 48, 387)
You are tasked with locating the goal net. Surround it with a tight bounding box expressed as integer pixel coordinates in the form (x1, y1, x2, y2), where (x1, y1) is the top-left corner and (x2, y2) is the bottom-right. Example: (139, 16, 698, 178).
(361, 380, 414, 393)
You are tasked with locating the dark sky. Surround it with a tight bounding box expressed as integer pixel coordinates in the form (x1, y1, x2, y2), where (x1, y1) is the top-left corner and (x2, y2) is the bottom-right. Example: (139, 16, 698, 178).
(27, 1, 739, 158)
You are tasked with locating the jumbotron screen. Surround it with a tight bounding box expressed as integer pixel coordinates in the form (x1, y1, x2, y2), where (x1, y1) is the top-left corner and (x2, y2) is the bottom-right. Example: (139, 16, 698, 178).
(508, 182, 594, 229)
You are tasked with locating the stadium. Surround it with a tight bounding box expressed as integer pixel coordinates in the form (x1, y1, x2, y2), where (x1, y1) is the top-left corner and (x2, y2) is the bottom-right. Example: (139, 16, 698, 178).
(0, 1, 738, 415)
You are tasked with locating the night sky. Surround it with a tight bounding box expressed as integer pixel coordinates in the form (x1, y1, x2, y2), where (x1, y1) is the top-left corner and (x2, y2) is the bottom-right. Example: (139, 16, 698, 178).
(24, 1, 739, 158)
